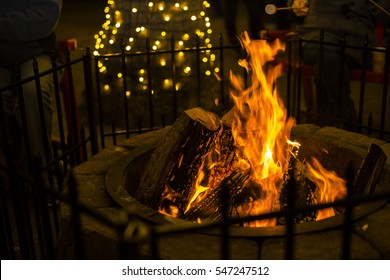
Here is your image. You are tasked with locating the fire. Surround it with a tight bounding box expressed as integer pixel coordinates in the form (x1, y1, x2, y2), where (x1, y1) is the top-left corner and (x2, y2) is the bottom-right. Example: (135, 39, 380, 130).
(306, 158, 347, 220)
(160, 184, 181, 217)
(158, 32, 347, 227)
(227, 32, 296, 226)
(185, 171, 208, 213)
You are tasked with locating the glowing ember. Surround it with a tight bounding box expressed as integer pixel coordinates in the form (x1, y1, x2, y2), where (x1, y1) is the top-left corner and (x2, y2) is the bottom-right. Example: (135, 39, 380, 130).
(158, 32, 347, 226)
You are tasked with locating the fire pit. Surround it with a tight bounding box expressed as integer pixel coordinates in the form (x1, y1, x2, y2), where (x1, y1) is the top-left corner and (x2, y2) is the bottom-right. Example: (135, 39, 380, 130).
(106, 34, 388, 238)
(105, 122, 389, 237)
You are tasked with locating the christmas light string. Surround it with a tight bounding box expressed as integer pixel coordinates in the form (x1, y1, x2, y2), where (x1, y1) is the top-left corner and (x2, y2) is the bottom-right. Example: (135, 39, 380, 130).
(93, 1, 218, 95)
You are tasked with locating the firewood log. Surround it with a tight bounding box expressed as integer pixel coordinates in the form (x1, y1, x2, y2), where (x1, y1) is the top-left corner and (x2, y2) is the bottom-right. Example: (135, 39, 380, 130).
(135, 107, 221, 209)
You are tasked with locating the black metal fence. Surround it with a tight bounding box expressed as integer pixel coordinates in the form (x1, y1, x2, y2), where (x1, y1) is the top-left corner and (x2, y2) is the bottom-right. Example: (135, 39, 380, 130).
(1, 32, 390, 260)
(293, 32, 390, 140)
(0, 47, 98, 259)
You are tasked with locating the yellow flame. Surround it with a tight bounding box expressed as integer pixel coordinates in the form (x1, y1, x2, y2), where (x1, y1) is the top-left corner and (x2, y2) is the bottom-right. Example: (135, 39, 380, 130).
(306, 158, 347, 220)
(228, 32, 295, 226)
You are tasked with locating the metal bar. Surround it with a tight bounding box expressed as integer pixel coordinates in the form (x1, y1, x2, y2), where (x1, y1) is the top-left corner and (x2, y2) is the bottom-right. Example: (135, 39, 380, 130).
(220, 179, 229, 260)
(171, 36, 178, 121)
(286, 36, 293, 117)
(196, 35, 201, 107)
(80, 127, 88, 161)
(64, 48, 81, 164)
(285, 162, 297, 260)
(146, 38, 154, 130)
(51, 54, 69, 175)
(121, 41, 131, 138)
(51, 145, 64, 192)
(379, 39, 390, 139)
(112, 119, 117, 146)
(358, 36, 369, 132)
(296, 38, 303, 123)
(0, 88, 10, 162)
(318, 30, 325, 124)
(32, 58, 52, 167)
(338, 35, 347, 120)
(0, 194, 16, 259)
(32, 155, 55, 259)
(83, 48, 99, 155)
(9, 166, 35, 259)
(342, 165, 355, 259)
(66, 133, 75, 167)
(67, 170, 85, 259)
(94, 56, 105, 149)
(219, 34, 225, 108)
(137, 117, 142, 134)
(30, 167, 48, 258)
(368, 112, 373, 136)
(161, 114, 166, 128)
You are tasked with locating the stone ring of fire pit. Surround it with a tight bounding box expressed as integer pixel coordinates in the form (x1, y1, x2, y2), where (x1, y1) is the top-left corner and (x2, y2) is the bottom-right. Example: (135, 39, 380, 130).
(105, 127, 390, 237)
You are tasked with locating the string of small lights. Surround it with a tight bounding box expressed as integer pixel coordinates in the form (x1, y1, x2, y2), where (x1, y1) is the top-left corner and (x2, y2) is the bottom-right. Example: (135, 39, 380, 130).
(93, 0, 219, 96)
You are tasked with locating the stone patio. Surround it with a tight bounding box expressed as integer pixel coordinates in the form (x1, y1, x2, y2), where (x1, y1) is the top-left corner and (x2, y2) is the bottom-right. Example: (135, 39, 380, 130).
(57, 124, 390, 260)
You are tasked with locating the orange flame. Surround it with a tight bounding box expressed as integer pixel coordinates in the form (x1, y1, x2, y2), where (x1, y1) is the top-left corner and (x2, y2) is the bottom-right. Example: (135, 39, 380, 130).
(229, 32, 297, 226)
(306, 158, 347, 220)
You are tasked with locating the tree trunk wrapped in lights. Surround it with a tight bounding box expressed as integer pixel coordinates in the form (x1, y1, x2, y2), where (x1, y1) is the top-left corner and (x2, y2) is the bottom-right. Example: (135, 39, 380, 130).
(93, 0, 221, 128)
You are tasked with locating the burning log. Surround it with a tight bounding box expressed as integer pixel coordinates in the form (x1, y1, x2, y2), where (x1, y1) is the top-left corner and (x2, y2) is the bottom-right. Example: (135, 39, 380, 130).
(135, 107, 221, 210)
(136, 105, 267, 220)
(183, 171, 250, 222)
